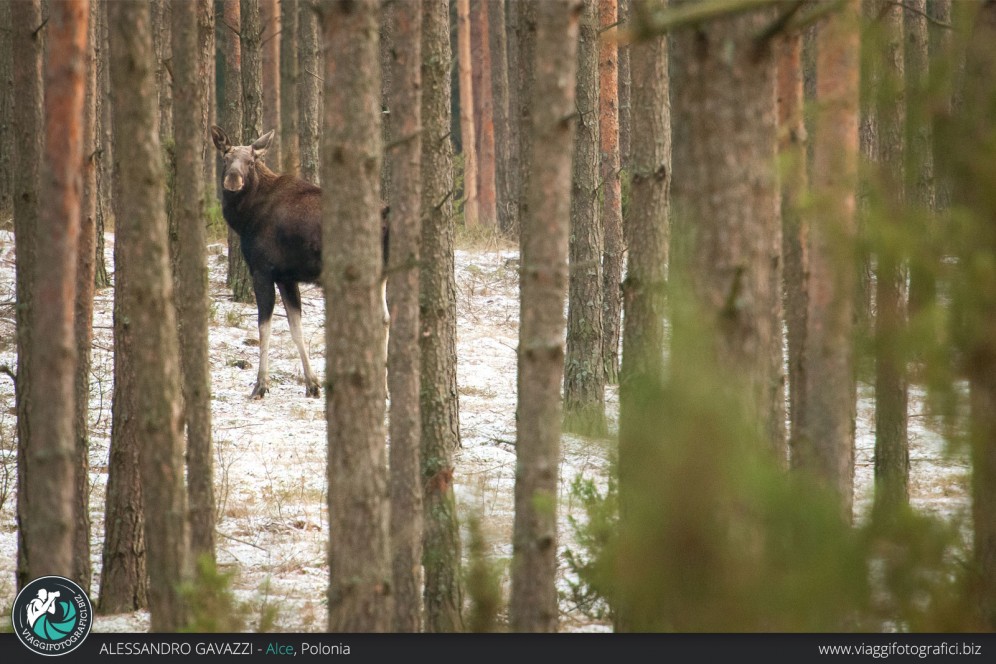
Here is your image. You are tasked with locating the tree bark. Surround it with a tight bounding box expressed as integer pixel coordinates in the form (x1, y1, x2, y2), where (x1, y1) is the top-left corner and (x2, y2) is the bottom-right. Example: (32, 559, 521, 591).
(0, 0, 13, 220)
(564, 0, 606, 437)
(152, 0, 173, 154)
(173, 0, 215, 566)
(471, 0, 496, 227)
(94, 0, 111, 289)
(109, 0, 191, 631)
(670, 3, 786, 458)
(510, 0, 581, 634)
(420, 0, 464, 633)
(232, 0, 261, 304)
(280, 0, 300, 175)
(260, 0, 280, 167)
(618, 0, 631, 169)
(321, 0, 391, 633)
(598, 0, 623, 385)
(198, 0, 216, 196)
(488, 0, 515, 236)
(873, 0, 909, 517)
(778, 29, 808, 470)
(299, 0, 321, 186)
(11, 0, 43, 592)
(794, 0, 860, 520)
(456, 0, 479, 227)
(515, 0, 537, 248)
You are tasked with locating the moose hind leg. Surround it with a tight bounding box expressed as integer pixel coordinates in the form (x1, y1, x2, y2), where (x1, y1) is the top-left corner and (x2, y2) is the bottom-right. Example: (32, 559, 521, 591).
(251, 276, 277, 399)
(279, 282, 321, 397)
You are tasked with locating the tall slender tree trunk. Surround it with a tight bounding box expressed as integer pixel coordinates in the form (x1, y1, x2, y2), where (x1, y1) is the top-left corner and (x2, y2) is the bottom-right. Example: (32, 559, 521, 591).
(221, 0, 247, 299)
(599, 0, 623, 385)
(617, 0, 668, 631)
(232, 0, 262, 304)
(23, 0, 88, 585)
(260, 0, 280, 167)
(874, 0, 909, 516)
(515, 0, 537, 248)
(197, 0, 216, 195)
(488, 0, 515, 236)
(12, 0, 43, 592)
(0, 0, 13, 220)
(510, 0, 580, 634)
(670, 4, 785, 458)
(94, 0, 111, 289)
(173, 0, 215, 566)
(298, 0, 321, 186)
(471, 0, 496, 227)
(420, 0, 464, 633)
(617, 0, 631, 169)
(794, 0, 860, 519)
(280, 0, 300, 175)
(321, 0, 391, 633)
(779, 29, 808, 469)
(456, 0, 479, 227)
(564, 0, 606, 437)
(109, 0, 190, 631)
(856, 0, 879, 335)
(506, 0, 523, 240)
(152, 0, 173, 153)
(74, 0, 100, 593)
(386, 0, 424, 632)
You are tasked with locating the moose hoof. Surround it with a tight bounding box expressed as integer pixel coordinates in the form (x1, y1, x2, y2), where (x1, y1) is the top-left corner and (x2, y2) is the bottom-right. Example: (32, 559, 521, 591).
(250, 383, 268, 399)
(305, 383, 321, 398)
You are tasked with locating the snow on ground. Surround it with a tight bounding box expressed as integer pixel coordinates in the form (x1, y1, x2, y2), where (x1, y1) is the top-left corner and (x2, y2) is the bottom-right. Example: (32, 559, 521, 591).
(0, 228, 970, 632)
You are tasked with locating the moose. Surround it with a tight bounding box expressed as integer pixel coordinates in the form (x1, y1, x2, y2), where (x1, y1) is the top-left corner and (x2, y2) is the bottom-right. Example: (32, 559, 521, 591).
(211, 125, 389, 399)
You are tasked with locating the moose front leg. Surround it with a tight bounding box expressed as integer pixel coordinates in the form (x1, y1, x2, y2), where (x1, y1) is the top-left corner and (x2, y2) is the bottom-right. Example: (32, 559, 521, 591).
(278, 282, 321, 397)
(251, 275, 277, 399)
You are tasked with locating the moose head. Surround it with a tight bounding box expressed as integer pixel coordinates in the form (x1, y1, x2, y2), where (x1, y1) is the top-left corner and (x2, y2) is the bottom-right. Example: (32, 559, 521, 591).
(211, 125, 274, 193)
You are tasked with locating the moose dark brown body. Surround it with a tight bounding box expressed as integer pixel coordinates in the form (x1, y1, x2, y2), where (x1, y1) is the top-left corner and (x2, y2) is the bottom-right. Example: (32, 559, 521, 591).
(211, 125, 388, 398)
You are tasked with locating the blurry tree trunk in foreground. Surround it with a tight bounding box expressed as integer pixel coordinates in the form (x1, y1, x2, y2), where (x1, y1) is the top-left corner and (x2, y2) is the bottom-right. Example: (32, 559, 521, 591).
(456, 0, 479, 227)
(321, 0, 391, 632)
(564, 0, 606, 437)
(793, 0, 860, 520)
(109, 0, 190, 631)
(420, 0, 464, 632)
(153, 0, 172, 154)
(511, 0, 580, 634)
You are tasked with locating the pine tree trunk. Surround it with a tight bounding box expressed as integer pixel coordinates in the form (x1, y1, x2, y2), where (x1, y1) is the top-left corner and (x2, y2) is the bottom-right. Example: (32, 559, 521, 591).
(0, 0, 13, 220)
(173, 0, 215, 566)
(198, 0, 216, 195)
(24, 0, 88, 584)
(471, 0, 496, 227)
(794, 0, 860, 519)
(670, 4, 786, 458)
(929, 0, 952, 213)
(779, 30, 808, 470)
(510, 0, 580, 634)
(109, 0, 191, 631)
(456, 0, 479, 227)
(874, 0, 910, 516)
(153, 0, 173, 154)
(598, 0, 623, 385)
(617, 0, 631, 169)
(564, 0, 606, 437)
(299, 0, 321, 186)
(616, 0, 668, 631)
(11, 0, 43, 592)
(321, 0, 391, 633)
(232, 0, 261, 304)
(74, 0, 100, 593)
(95, 0, 111, 289)
(505, 0, 522, 240)
(261, 0, 281, 167)
(420, 0, 464, 633)
(488, 0, 515, 236)
(856, 0, 879, 335)
(385, 0, 424, 632)
(280, 0, 300, 175)
(515, 1, 537, 248)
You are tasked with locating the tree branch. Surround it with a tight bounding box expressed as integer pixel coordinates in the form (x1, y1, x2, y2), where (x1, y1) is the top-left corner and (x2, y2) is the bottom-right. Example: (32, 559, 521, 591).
(889, 0, 952, 29)
(625, 0, 784, 42)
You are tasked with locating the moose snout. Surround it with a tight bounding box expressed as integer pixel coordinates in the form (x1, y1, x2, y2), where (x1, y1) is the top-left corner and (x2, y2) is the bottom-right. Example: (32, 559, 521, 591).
(224, 174, 245, 192)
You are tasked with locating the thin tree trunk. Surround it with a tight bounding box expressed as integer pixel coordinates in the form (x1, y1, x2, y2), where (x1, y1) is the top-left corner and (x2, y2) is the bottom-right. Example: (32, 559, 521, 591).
(488, 0, 515, 236)
(794, 0, 860, 520)
(386, 0, 424, 632)
(173, 0, 215, 565)
(599, 0, 623, 385)
(280, 0, 300, 175)
(25, 0, 88, 584)
(74, 0, 100, 593)
(471, 0, 496, 227)
(420, 0, 464, 633)
(617, 0, 668, 631)
(299, 0, 321, 186)
(153, 0, 173, 154)
(874, 0, 909, 516)
(929, 0, 952, 214)
(260, 0, 280, 167)
(11, 0, 43, 592)
(94, 0, 111, 289)
(233, 0, 261, 303)
(506, 0, 522, 240)
(510, 0, 580, 634)
(456, 0, 479, 227)
(856, 0, 879, 335)
(198, 0, 216, 195)
(564, 0, 606, 437)
(321, 0, 391, 633)
(779, 29, 808, 470)
(515, 0, 537, 248)
(109, 0, 190, 631)
(221, 0, 247, 301)
(0, 0, 13, 220)
(618, 0, 631, 169)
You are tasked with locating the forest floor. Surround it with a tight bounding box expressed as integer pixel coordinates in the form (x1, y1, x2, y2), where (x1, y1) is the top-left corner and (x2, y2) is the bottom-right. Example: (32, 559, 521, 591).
(0, 228, 972, 632)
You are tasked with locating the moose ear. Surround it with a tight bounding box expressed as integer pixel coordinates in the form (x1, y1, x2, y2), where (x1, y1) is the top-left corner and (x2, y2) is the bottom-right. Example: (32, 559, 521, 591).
(252, 130, 275, 155)
(211, 125, 231, 152)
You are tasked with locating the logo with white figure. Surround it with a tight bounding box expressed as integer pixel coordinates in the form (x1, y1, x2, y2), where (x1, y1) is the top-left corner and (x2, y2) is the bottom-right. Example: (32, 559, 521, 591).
(12, 576, 92, 656)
